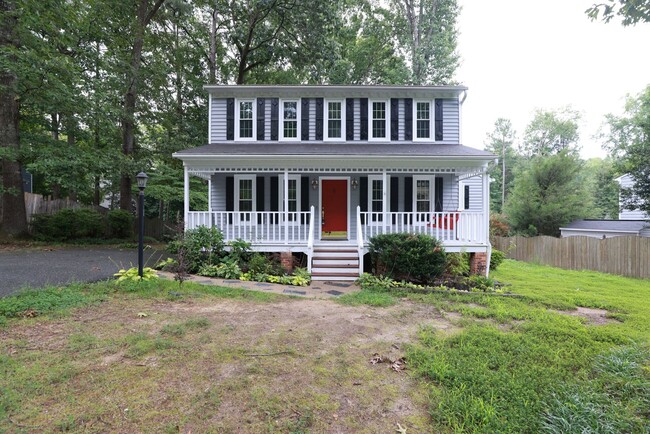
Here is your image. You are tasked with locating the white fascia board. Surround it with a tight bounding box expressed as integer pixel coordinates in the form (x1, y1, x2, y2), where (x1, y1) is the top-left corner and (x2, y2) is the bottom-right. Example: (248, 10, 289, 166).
(202, 85, 468, 100)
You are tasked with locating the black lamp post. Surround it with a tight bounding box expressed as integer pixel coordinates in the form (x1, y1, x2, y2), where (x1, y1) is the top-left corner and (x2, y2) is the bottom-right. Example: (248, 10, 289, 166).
(136, 172, 148, 278)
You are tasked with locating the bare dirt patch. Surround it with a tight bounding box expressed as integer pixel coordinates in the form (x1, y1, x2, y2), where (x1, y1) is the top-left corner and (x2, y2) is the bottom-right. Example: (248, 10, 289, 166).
(1, 296, 453, 433)
(556, 306, 618, 325)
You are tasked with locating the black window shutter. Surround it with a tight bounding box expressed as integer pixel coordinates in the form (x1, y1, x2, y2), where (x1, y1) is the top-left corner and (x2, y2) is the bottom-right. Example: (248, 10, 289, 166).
(390, 98, 399, 140)
(435, 99, 443, 141)
(435, 176, 444, 212)
(359, 176, 368, 212)
(226, 98, 234, 140)
(257, 98, 265, 140)
(390, 177, 399, 224)
(464, 185, 470, 210)
(226, 176, 234, 224)
(404, 176, 413, 212)
(315, 98, 324, 140)
(270, 176, 279, 212)
(270, 98, 279, 141)
(359, 98, 368, 140)
(301, 98, 310, 140)
(301, 176, 309, 224)
(390, 177, 399, 212)
(404, 98, 413, 141)
(346, 98, 354, 140)
(256, 176, 265, 223)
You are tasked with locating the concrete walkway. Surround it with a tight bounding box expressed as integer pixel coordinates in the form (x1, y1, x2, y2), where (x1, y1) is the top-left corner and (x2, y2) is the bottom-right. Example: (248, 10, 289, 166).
(158, 271, 360, 299)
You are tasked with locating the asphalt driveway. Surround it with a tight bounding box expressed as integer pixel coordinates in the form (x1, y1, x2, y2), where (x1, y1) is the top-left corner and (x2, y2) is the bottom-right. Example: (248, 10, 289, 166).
(0, 247, 169, 297)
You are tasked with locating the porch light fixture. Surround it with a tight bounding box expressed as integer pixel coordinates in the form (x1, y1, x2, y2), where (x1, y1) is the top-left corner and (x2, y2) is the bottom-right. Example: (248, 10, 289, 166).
(311, 178, 319, 190)
(136, 172, 148, 279)
(351, 178, 359, 190)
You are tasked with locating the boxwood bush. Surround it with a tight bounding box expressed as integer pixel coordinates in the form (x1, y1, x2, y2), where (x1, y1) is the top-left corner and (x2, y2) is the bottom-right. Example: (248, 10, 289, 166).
(32, 208, 105, 241)
(368, 233, 446, 284)
(107, 209, 134, 238)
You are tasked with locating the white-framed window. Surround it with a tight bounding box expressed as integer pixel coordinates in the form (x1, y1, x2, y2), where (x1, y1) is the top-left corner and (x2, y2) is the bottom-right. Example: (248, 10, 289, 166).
(414, 100, 431, 140)
(235, 99, 256, 140)
(234, 175, 256, 221)
(369, 100, 390, 140)
(324, 99, 345, 140)
(368, 175, 390, 224)
(280, 99, 299, 140)
(413, 175, 434, 224)
(278, 175, 301, 223)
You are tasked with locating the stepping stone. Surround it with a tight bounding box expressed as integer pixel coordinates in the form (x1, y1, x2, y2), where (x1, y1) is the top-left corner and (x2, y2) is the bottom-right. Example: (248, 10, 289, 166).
(326, 290, 344, 296)
(255, 283, 272, 287)
(283, 289, 307, 296)
(311, 286, 322, 290)
(199, 280, 213, 284)
(223, 280, 240, 284)
(326, 282, 352, 288)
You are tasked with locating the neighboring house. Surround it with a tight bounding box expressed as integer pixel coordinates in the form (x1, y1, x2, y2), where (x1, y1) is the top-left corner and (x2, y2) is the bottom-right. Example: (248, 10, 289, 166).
(615, 174, 648, 220)
(560, 219, 650, 239)
(173, 85, 497, 280)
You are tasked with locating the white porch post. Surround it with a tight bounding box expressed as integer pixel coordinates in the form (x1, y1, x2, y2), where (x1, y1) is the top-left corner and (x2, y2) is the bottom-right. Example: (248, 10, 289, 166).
(207, 177, 212, 212)
(382, 170, 387, 233)
(183, 165, 190, 230)
(284, 169, 289, 244)
(482, 168, 490, 244)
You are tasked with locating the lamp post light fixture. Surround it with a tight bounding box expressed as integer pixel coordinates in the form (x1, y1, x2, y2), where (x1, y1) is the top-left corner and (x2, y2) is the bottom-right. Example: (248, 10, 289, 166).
(136, 172, 148, 279)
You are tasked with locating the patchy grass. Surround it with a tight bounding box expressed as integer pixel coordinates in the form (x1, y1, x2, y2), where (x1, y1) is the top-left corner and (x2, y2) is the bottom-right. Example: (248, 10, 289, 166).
(403, 260, 650, 433)
(1, 260, 648, 433)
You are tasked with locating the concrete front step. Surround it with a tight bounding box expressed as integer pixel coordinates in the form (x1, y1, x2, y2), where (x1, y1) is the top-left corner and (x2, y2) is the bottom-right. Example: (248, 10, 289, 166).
(313, 260, 359, 267)
(312, 266, 359, 274)
(311, 272, 359, 281)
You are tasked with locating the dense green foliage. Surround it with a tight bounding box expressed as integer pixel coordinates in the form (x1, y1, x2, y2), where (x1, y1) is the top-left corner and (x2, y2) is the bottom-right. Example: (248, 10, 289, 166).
(505, 151, 592, 236)
(107, 209, 134, 238)
(602, 84, 650, 217)
(369, 233, 446, 284)
(32, 209, 105, 241)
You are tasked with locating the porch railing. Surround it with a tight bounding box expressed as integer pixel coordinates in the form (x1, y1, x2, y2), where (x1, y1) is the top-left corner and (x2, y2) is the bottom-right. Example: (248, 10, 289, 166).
(359, 211, 487, 244)
(187, 211, 311, 244)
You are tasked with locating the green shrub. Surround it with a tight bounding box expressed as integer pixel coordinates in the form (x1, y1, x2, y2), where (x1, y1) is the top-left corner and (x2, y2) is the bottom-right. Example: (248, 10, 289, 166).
(197, 259, 241, 279)
(178, 226, 225, 273)
(369, 233, 446, 284)
(107, 209, 133, 238)
(32, 208, 104, 241)
(490, 249, 506, 270)
(114, 267, 159, 283)
(227, 238, 253, 268)
(446, 252, 470, 276)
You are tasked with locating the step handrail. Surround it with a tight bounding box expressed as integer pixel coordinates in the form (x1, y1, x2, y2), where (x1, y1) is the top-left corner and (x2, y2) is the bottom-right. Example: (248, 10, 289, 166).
(307, 205, 315, 272)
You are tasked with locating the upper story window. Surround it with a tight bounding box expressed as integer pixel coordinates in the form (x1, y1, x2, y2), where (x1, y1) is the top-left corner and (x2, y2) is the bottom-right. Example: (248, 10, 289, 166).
(281, 100, 299, 140)
(236, 99, 255, 140)
(415, 101, 431, 139)
(325, 100, 344, 140)
(370, 100, 389, 140)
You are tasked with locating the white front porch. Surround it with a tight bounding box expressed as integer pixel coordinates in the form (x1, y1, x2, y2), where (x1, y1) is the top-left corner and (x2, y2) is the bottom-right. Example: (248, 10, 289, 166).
(187, 209, 488, 250)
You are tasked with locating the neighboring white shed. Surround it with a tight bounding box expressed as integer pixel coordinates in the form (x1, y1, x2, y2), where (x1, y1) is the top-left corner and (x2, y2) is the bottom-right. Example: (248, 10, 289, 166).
(615, 174, 648, 220)
(560, 219, 650, 239)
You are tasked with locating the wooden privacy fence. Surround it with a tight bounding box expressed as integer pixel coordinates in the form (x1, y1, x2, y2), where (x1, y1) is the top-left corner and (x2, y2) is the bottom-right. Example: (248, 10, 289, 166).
(24, 192, 80, 221)
(493, 235, 650, 279)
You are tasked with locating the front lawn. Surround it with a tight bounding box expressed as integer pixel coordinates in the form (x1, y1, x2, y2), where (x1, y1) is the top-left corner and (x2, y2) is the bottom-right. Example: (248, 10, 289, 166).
(0, 260, 648, 433)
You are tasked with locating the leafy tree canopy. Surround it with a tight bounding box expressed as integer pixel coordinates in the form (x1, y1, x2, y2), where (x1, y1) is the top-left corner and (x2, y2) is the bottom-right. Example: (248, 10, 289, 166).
(586, 0, 650, 25)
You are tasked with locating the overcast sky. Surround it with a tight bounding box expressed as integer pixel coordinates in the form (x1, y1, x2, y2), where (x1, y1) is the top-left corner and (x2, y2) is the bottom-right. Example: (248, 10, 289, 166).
(456, 0, 650, 159)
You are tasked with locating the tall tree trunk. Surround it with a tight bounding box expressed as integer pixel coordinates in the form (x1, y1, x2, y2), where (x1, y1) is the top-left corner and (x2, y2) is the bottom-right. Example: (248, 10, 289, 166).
(51, 113, 61, 199)
(67, 119, 77, 201)
(119, 0, 166, 210)
(0, 0, 27, 236)
(209, 3, 218, 83)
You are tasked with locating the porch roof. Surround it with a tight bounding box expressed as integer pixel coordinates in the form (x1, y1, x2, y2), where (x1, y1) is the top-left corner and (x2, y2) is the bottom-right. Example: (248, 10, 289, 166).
(174, 142, 496, 160)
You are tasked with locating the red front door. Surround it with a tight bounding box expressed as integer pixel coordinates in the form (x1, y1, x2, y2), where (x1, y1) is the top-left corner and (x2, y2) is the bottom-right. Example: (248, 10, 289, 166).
(321, 179, 348, 238)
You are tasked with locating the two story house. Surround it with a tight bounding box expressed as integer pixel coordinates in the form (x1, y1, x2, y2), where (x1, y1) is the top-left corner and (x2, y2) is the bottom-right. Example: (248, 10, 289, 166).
(173, 85, 497, 280)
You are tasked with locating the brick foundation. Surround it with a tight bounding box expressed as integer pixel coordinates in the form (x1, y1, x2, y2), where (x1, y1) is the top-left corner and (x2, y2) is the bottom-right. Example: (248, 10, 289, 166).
(280, 251, 293, 274)
(469, 252, 488, 276)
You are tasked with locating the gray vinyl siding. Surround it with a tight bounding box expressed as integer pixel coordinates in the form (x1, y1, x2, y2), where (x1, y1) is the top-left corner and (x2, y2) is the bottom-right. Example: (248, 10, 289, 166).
(210, 98, 227, 142)
(462, 176, 483, 211)
(617, 174, 649, 220)
(398, 99, 405, 141)
(211, 173, 226, 211)
(353, 99, 360, 141)
(442, 98, 459, 144)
